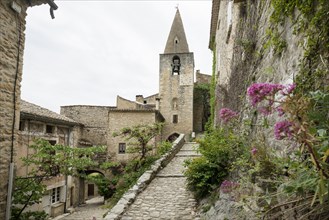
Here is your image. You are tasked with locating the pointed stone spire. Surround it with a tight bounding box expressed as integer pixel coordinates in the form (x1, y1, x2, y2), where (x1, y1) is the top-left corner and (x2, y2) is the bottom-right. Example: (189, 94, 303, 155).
(164, 9, 189, 54)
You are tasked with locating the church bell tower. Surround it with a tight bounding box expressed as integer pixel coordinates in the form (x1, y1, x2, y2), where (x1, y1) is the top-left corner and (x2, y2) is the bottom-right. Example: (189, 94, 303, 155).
(159, 9, 194, 140)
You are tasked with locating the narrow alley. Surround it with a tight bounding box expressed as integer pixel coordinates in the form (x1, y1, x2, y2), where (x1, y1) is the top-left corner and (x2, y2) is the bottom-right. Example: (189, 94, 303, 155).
(58, 197, 107, 220)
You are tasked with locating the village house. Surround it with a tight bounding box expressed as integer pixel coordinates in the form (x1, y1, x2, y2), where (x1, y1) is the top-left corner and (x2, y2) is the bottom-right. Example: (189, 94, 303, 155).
(17, 100, 83, 218)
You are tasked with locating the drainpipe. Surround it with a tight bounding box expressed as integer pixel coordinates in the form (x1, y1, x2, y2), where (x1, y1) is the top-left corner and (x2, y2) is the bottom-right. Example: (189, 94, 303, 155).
(62, 127, 72, 213)
(6, 7, 22, 220)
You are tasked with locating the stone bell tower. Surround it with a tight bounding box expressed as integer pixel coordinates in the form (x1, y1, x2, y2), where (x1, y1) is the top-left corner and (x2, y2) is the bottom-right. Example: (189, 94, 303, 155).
(159, 9, 194, 140)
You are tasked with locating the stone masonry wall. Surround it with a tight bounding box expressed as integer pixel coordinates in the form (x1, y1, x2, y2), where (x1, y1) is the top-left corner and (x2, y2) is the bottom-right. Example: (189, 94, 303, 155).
(193, 71, 211, 133)
(61, 105, 111, 146)
(116, 96, 136, 109)
(159, 53, 194, 140)
(0, 1, 29, 218)
(195, 70, 211, 84)
(108, 110, 158, 161)
(213, 0, 303, 128)
(0, 0, 46, 218)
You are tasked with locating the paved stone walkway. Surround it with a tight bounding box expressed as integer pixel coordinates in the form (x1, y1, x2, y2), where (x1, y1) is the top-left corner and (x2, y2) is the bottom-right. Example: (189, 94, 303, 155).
(59, 196, 107, 220)
(121, 142, 200, 220)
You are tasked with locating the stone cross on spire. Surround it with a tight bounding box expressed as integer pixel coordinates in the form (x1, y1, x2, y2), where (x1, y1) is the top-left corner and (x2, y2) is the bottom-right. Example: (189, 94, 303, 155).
(164, 8, 189, 54)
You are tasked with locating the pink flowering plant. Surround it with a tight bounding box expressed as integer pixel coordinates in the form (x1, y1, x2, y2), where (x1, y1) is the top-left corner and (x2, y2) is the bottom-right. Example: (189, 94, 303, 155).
(247, 83, 329, 179)
(220, 180, 240, 193)
(219, 108, 239, 124)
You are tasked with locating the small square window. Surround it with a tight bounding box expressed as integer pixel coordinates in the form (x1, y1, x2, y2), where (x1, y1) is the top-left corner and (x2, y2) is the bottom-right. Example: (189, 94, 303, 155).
(46, 125, 54, 134)
(173, 115, 178, 124)
(119, 143, 126, 154)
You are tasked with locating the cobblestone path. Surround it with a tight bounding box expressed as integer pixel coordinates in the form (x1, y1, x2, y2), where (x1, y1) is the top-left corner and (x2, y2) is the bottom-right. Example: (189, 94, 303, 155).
(121, 142, 200, 220)
(59, 196, 107, 220)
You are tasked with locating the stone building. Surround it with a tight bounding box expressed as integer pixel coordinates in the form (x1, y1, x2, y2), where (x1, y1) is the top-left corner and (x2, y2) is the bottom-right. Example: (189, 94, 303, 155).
(61, 9, 210, 162)
(209, 0, 302, 126)
(193, 70, 211, 133)
(17, 100, 82, 217)
(0, 0, 56, 218)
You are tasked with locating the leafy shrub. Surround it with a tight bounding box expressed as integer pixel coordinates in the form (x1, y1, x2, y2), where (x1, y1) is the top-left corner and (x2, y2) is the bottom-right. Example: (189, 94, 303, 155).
(157, 141, 172, 156)
(184, 128, 246, 199)
(184, 157, 226, 199)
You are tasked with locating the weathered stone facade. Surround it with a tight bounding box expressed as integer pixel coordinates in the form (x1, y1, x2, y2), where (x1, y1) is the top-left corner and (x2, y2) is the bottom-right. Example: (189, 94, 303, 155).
(210, 0, 302, 126)
(159, 9, 195, 140)
(0, 0, 48, 218)
(203, 1, 309, 218)
(108, 109, 164, 161)
(61, 105, 113, 146)
(193, 70, 211, 132)
(17, 100, 82, 217)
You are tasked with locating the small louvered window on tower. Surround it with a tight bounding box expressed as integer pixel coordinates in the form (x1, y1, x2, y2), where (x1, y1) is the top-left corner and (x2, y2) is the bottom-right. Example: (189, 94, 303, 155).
(172, 55, 180, 75)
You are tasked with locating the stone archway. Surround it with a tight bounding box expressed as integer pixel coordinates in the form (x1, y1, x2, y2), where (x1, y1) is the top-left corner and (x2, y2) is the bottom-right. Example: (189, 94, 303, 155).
(76, 169, 106, 205)
(167, 133, 180, 142)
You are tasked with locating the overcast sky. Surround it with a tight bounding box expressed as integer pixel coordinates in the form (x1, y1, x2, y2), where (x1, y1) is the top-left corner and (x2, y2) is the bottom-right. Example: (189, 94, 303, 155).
(21, 1, 212, 113)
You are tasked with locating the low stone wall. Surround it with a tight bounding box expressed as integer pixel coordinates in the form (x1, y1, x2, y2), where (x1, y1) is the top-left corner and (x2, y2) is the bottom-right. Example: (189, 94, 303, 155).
(104, 134, 185, 220)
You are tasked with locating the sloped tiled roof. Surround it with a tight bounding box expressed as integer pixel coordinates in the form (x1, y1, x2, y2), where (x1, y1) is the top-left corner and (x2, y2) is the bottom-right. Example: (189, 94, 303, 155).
(20, 100, 80, 125)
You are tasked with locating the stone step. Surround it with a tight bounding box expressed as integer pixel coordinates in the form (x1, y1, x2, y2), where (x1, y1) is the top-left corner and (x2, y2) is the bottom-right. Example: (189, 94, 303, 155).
(156, 174, 185, 178)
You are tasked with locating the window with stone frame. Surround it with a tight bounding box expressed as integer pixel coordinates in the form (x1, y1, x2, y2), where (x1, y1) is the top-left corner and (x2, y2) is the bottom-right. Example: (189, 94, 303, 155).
(173, 115, 178, 124)
(51, 187, 61, 204)
(118, 143, 126, 154)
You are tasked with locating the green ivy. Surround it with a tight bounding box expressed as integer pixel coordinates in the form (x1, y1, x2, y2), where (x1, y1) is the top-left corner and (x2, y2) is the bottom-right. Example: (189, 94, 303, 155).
(205, 48, 217, 131)
(268, 0, 329, 93)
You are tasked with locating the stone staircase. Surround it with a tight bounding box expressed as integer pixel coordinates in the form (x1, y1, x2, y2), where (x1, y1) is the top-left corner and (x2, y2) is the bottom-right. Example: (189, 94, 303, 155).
(120, 142, 200, 220)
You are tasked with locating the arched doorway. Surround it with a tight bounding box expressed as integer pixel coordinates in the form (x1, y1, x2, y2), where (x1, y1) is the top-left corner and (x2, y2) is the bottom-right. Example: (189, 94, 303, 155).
(77, 170, 105, 205)
(167, 133, 180, 142)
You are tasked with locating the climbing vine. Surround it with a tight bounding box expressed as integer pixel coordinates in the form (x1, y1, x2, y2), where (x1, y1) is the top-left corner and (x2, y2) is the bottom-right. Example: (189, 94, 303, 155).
(205, 47, 217, 131)
(268, 0, 329, 93)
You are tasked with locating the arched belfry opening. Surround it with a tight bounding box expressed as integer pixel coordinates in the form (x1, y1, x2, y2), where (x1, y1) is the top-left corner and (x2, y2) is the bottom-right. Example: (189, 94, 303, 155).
(172, 55, 180, 75)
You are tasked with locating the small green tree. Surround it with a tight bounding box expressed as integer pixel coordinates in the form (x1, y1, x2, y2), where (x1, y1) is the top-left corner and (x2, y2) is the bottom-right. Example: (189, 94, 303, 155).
(12, 139, 106, 220)
(113, 123, 164, 171)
